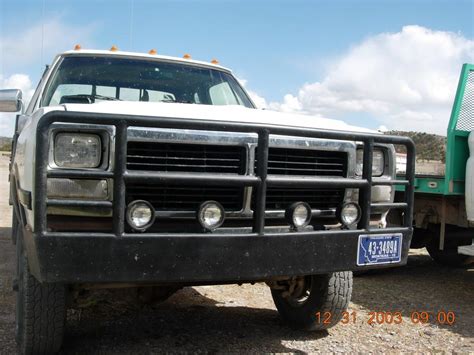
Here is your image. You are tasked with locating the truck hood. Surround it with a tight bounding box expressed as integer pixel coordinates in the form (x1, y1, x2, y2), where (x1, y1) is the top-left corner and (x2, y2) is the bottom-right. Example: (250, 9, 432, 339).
(59, 101, 376, 133)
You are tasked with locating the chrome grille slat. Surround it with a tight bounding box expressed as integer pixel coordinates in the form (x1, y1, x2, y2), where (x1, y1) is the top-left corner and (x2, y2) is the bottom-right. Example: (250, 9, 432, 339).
(127, 162, 240, 169)
(266, 167, 345, 173)
(128, 155, 240, 162)
(268, 160, 344, 166)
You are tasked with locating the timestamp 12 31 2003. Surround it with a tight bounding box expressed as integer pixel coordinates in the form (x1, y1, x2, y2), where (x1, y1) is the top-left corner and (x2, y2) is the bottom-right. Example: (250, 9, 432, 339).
(316, 311, 457, 326)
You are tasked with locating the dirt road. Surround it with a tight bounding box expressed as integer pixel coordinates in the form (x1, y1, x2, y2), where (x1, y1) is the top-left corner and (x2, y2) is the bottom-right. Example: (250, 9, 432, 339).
(0, 154, 472, 353)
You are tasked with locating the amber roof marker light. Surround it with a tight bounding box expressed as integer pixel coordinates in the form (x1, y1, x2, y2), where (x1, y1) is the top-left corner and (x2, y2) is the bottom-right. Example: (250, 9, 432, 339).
(110, 45, 119, 52)
(183, 53, 192, 59)
(73, 44, 81, 50)
(211, 59, 219, 64)
(149, 49, 157, 55)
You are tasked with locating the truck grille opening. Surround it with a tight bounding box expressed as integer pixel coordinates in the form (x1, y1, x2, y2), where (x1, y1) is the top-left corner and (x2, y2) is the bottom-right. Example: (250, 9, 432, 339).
(126, 184, 244, 211)
(256, 147, 347, 176)
(254, 187, 346, 211)
(127, 142, 246, 174)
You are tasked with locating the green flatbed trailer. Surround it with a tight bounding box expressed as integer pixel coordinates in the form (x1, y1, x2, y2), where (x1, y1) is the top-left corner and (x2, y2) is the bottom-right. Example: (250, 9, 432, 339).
(393, 63, 474, 266)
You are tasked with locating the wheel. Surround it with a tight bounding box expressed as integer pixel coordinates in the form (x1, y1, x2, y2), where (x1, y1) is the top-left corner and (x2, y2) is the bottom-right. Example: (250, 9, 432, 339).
(271, 272, 352, 331)
(15, 220, 66, 354)
(426, 242, 470, 267)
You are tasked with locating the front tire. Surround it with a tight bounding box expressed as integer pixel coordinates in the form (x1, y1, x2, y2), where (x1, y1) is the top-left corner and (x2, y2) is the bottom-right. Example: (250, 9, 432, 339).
(15, 222, 66, 354)
(271, 272, 352, 331)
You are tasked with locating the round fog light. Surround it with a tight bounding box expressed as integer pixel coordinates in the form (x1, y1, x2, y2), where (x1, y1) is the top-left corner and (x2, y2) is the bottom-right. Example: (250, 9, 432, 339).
(286, 202, 312, 229)
(126, 200, 155, 231)
(338, 202, 361, 226)
(198, 201, 225, 231)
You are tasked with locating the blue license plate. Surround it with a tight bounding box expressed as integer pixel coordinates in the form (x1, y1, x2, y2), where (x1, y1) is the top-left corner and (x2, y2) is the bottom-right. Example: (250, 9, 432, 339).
(357, 234, 402, 266)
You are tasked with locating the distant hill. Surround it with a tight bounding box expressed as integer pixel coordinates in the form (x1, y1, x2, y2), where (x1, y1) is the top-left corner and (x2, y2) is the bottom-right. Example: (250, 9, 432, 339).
(0, 137, 11, 152)
(385, 130, 446, 163)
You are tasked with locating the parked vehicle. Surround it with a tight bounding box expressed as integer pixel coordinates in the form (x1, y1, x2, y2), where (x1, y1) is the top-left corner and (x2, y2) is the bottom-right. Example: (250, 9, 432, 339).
(392, 63, 474, 266)
(1, 47, 415, 353)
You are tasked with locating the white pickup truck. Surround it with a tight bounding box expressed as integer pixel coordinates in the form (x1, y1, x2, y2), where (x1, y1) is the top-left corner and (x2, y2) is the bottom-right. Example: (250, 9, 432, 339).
(0, 48, 415, 353)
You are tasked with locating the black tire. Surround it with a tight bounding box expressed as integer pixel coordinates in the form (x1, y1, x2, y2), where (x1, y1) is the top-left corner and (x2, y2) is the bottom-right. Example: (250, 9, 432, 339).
(15, 221, 66, 354)
(426, 242, 470, 267)
(271, 272, 352, 331)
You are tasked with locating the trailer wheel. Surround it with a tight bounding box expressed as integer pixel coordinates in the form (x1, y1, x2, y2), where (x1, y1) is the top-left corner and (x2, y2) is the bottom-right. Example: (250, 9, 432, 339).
(426, 242, 470, 267)
(271, 272, 352, 331)
(15, 222, 66, 354)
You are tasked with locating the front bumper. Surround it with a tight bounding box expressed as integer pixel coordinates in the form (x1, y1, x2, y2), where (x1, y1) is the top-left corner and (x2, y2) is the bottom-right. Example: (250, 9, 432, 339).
(27, 228, 412, 283)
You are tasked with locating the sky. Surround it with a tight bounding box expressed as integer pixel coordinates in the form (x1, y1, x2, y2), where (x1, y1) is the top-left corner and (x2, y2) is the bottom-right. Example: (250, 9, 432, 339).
(0, 0, 473, 135)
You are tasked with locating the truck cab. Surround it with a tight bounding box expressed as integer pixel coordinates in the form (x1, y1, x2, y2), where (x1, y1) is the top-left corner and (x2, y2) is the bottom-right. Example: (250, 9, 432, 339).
(1, 48, 415, 353)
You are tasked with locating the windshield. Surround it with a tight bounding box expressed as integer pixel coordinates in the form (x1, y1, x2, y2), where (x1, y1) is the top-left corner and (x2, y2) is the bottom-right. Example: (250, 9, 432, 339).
(41, 56, 255, 108)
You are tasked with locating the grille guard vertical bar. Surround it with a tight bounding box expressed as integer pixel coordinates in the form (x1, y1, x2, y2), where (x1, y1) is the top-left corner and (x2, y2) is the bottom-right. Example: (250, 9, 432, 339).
(358, 138, 373, 229)
(113, 122, 127, 236)
(34, 117, 50, 235)
(253, 129, 269, 234)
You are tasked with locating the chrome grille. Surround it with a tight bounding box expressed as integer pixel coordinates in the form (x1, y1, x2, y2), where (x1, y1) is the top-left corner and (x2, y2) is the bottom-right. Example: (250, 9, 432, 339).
(127, 141, 246, 174)
(256, 147, 347, 176)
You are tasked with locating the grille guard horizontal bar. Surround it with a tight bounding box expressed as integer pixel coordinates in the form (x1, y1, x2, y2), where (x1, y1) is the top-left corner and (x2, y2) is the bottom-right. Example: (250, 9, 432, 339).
(266, 176, 368, 188)
(372, 178, 409, 186)
(124, 171, 261, 186)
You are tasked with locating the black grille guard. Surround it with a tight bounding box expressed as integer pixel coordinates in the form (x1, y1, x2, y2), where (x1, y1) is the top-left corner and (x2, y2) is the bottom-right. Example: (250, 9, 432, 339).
(35, 110, 415, 238)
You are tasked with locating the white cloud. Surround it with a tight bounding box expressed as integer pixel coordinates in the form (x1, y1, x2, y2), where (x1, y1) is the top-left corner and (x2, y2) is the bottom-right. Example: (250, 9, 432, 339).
(269, 94, 302, 112)
(1, 74, 35, 100)
(269, 26, 474, 134)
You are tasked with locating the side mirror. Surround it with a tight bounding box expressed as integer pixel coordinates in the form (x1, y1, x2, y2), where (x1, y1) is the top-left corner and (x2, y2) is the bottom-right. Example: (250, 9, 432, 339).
(0, 89, 23, 112)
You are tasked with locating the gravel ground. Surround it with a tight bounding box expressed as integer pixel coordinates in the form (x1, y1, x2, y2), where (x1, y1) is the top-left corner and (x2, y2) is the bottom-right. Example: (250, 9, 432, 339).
(0, 154, 473, 353)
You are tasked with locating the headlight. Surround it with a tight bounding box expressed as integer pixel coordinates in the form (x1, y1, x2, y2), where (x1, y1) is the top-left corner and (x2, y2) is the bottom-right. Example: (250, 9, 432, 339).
(356, 149, 385, 176)
(54, 133, 102, 168)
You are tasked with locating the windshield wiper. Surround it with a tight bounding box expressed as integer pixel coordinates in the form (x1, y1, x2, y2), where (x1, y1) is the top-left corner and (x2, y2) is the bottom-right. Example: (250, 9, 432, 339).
(93, 94, 121, 101)
(61, 94, 121, 104)
(160, 99, 194, 104)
